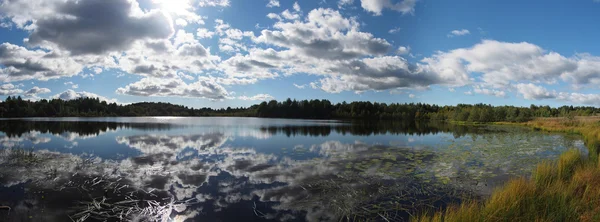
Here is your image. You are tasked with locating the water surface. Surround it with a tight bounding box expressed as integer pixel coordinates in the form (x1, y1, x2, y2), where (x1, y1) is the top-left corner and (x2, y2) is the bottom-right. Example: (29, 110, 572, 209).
(0, 117, 586, 221)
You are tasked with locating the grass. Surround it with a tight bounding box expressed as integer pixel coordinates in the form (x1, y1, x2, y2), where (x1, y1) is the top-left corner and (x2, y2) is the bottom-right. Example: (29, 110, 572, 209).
(414, 116, 600, 222)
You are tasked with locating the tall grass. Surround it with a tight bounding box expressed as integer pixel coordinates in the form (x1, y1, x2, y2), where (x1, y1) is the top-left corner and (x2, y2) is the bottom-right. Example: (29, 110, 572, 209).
(414, 116, 600, 222)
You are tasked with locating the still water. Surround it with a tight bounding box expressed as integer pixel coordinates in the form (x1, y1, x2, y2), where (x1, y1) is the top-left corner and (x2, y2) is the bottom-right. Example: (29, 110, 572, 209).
(0, 117, 587, 221)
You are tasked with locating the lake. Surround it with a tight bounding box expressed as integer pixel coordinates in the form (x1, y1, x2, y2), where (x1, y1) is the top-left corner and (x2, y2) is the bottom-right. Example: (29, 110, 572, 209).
(0, 117, 587, 221)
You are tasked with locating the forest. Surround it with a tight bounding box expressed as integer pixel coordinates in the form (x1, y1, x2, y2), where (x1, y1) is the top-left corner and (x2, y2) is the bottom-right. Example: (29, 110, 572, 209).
(1, 96, 599, 122)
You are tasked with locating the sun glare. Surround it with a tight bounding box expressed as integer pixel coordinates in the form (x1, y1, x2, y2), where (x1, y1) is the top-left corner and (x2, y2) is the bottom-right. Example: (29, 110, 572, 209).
(153, 0, 191, 14)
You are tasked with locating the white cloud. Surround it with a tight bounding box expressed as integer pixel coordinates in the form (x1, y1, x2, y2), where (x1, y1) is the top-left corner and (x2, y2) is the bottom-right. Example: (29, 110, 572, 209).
(472, 85, 506, 98)
(255, 8, 392, 60)
(557, 92, 600, 106)
(53, 89, 118, 103)
(175, 18, 189, 27)
(0, 0, 221, 88)
(196, 28, 215, 39)
(198, 0, 230, 7)
(0, 43, 84, 82)
(515, 83, 600, 106)
(397, 46, 410, 55)
(267, 13, 282, 20)
(421, 40, 577, 88)
(93, 67, 103, 74)
(267, 0, 280, 7)
(388, 27, 401, 34)
(293, 83, 306, 89)
(115, 37, 220, 78)
(360, 0, 417, 16)
(237, 94, 274, 101)
(281, 9, 301, 20)
(225, 9, 468, 93)
(0, 84, 23, 95)
(447, 29, 470, 37)
(214, 19, 255, 53)
(515, 83, 556, 100)
(25, 86, 51, 96)
(116, 77, 231, 100)
(408, 94, 415, 98)
(293, 2, 301, 11)
(16, 0, 174, 55)
(64, 81, 79, 88)
(338, 0, 355, 8)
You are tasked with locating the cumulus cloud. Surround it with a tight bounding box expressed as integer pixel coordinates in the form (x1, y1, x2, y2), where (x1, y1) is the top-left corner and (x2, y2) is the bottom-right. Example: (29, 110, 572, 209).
(515, 83, 556, 100)
(472, 85, 506, 98)
(53, 89, 118, 103)
(213, 19, 255, 53)
(560, 53, 600, 86)
(447, 29, 470, 37)
(557, 92, 600, 106)
(24, 86, 51, 96)
(397, 46, 410, 55)
(19, 0, 174, 55)
(360, 0, 417, 16)
(0, 84, 23, 95)
(267, 0, 280, 7)
(254, 8, 392, 60)
(315, 56, 469, 93)
(116, 77, 231, 100)
(421, 40, 578, 87)
(0, 0, 221, 90)
(197, 28, 215, 39)
(115, 36, 220, 78)
(0, 43, 84, 82)
(221, 9, 470, 93)
(293, 2, 301, 11)
(515, 83, 600, 106)
(338, 0, 355, 8)
(237, 94, 275, 101)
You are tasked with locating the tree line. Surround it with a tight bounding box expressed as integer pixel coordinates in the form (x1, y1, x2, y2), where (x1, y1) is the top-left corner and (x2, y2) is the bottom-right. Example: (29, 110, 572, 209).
(1, 96, 598, 122)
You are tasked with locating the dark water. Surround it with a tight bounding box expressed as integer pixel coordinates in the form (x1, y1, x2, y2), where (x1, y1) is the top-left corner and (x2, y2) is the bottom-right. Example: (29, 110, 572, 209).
(0, 117, 586, 221)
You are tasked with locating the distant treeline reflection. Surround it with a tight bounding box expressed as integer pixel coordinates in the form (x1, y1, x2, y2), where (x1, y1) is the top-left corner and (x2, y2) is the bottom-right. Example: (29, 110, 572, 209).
(0, 120, 175, 137)
(260, 121, 493, 137)
(0, 119, 497, 138)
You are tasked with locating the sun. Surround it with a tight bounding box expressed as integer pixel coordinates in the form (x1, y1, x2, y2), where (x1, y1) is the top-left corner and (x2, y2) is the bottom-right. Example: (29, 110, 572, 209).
(153, 0, 191, 15)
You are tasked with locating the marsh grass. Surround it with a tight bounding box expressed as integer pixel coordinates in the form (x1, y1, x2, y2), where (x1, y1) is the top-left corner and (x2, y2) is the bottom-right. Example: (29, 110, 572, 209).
(414, 117, 600, 222)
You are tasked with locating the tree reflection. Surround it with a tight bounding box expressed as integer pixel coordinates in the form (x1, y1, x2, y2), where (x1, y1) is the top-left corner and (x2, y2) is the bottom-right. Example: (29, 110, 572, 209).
(0, 120, 175, 137)
(260, 120, 491, 138)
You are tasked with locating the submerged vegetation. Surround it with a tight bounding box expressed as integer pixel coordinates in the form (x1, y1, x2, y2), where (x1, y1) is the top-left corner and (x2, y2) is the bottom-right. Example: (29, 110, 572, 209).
(415, 117, 600, 222)
(2, 96, 600, 123)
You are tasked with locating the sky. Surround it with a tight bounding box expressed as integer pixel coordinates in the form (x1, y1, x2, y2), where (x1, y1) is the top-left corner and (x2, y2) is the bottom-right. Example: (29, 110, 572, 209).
(2, 0, 600, 108)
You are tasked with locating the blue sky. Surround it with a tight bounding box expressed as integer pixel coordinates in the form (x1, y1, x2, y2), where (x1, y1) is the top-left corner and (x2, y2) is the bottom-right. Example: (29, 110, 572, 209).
(2, 0, 600, 108)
